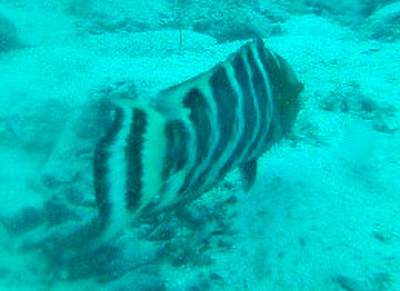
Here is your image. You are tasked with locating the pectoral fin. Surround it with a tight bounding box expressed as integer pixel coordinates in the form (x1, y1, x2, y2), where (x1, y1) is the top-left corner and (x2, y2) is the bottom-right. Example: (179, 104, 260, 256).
(240, 159, 257, 192)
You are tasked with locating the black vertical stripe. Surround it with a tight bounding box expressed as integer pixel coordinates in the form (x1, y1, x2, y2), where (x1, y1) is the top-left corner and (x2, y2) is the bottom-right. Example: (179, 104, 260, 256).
(163, 120, 189, 181)
(216, 54, 256, 179)
(233, 54, 257, 149)
(174, 122, 190, 171)
(125, 109, 147, 211)
(262, 118, 278, 151)
(243, 48, 270, 160)
(256, 43, 281, 96)
(256, 42, 286, 151)
(162, 121, 175, 181)
(183, 89, 212, 165)
(185, 67, 240, 199)
(93, 107, 124, 227)
(177, 167, 198, 199)
(176, 89, 213, 197)
(209, 66, 238, 161)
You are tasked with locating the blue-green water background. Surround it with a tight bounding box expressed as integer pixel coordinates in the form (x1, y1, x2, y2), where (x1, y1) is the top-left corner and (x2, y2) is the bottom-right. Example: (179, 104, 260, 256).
(0, 0, 400, 290)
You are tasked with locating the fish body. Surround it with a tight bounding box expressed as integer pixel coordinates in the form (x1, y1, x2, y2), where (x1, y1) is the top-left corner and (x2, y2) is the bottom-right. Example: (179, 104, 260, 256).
(92, 38, 304, 246)
(74, 38, 303, 248)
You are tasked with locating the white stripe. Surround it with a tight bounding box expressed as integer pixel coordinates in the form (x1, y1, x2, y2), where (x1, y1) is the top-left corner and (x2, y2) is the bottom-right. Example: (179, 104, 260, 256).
(135, 108, 168, 214)
(156, 91, 199, 210)
(178, 79, 221, 199)
(233, 48, 262, 164)
(270, 51, 281, 69)
(100, 107, 132, 243)
(198, 62, 246, 192)
(248, 45, 274, 160)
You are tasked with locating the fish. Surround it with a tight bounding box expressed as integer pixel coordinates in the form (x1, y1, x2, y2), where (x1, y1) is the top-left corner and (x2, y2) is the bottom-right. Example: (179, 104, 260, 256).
(51, 38, 303, 251)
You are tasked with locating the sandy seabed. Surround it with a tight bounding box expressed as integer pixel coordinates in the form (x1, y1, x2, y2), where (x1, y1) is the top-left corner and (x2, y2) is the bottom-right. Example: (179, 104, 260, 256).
(0, 1, 399, 290)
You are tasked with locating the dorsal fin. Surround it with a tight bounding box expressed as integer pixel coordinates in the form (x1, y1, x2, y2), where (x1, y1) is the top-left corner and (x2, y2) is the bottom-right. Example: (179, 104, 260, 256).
(154, 40, 261, 119)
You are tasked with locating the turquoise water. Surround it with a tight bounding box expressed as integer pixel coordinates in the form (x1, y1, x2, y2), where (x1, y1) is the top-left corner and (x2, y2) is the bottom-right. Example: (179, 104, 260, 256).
(0, 1, 399, 290)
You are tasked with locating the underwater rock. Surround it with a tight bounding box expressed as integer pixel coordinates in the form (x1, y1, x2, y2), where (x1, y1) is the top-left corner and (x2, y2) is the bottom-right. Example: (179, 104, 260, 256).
(0, 13, 22, 53)
(319, 82, 375, 113)
(73, 1, 278, 41)
(319, 82, 398, 133)
(84, 12, 162, 35)
(6, 99, 69, 155)
(190, 5, 274, 42)
(257, 0, 292, 23)
(70, 0, 166, 34)
(292, 0, 359, 16)
(364, 1, 400, 42)
(291, 0, 397, 24)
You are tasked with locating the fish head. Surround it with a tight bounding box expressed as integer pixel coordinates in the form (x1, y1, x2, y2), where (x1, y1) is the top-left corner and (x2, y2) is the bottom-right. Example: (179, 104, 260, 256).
(274, 54, 304, 136)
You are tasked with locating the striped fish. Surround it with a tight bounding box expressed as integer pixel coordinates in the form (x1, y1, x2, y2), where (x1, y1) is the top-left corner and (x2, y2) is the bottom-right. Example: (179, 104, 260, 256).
(66, 38, 303, 250)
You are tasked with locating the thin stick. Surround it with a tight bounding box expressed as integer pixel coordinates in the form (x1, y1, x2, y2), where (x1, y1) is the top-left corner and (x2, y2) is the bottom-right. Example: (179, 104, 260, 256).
(174, 0, 183, 51)
(179, 26, 183, 50)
